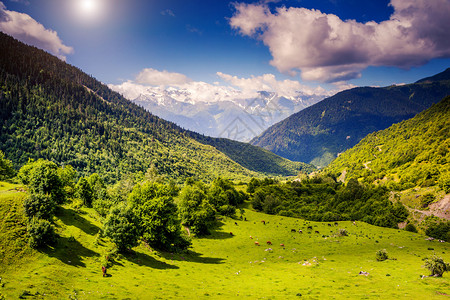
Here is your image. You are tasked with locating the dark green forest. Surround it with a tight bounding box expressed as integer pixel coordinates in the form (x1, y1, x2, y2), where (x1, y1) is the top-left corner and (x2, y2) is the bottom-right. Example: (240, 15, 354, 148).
(248, 177, 409, 229)
(0, 32, 307, 183)
(187, 132, 315, 176)
(252, 70, 450, 167)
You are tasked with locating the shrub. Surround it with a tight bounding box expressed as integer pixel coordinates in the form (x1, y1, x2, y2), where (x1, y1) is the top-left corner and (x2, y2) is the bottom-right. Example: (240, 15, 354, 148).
(18, 159, 65, 204)
(438, 172, 450, 193)
(217, 204, 236, 217)
(376, 249, 389, 261)
(27, 218, 57, 248)
(178, 184, 215, 236)
(130, 183, 191, 252)
(423, 255, 450, 277)
(405, 223, 418, 233)
(23, 193, 56, 220)
(75, 177, 94, 207)
(426, 221, 450, 241)
(103, 204, 140, 252)
(0, 150, 15, 180)
(421, 193, 435, 208)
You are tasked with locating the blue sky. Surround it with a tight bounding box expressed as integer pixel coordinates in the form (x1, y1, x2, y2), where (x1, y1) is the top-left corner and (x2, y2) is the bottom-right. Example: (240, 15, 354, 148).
(1, 0, 450, 95)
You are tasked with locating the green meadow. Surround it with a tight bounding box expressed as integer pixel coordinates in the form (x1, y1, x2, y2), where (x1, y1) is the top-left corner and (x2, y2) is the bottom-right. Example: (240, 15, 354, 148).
(1, 183, 449, 299)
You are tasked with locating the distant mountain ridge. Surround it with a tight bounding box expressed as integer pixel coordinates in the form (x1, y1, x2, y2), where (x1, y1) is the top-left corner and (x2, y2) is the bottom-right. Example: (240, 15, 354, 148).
(0, 32, 311, 182)
(416, 68, 450, 83)
(115, 86, 325, 142)
(251, 68, 450, 167)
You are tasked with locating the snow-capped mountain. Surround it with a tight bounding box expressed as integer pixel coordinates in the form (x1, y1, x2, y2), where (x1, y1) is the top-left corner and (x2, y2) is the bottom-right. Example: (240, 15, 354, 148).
(127, 88, 324, 142)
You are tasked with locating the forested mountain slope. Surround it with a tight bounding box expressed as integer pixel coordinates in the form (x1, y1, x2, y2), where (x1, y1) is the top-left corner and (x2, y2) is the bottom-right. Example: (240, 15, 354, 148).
(0, 32, 307, 182)
(327, 96, 450, 191)
(187, 132, 315, 176)
(251, 69, 450, 167)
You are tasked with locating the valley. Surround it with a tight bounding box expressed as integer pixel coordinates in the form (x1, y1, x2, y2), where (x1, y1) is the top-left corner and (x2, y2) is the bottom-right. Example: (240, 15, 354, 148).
(1, 0, 450, 298)
(1, 184, 449, 299)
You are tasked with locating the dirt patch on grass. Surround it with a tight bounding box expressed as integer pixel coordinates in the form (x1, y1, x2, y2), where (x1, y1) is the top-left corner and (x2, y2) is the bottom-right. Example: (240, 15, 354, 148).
(429, 194, 450, 220)
(410, 194, 450, 221)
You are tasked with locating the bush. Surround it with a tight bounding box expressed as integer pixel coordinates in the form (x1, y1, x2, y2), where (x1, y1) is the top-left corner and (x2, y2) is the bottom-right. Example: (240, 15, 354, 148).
(425, 221, 450, 241)
(23, 193, 56, 220)
(421, 193, 435, 208)
(438, 172, 450, 193)
(129, 182, 191, 252)
(0, 150, 15, 180)
(423, 255, 450, 277)
(217, 204, 236, 217)
(75, 177, 94, 207)
(27, 218, 57, 248)
(376, 249, 389, 261)
(103, 204, 139, 252)
(405, 223, 418, 233)
(18, 159, 66, 204)
(178, 184, 215, 236)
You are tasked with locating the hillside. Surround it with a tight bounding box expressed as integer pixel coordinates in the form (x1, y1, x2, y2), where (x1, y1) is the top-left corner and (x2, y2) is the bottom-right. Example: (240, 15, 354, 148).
(327, 96, 450, 191)
(187, 132, 315, 176)
(0, 32, 308, 182)
(251, 69, 450, 167)
(1, 183, 449, 298)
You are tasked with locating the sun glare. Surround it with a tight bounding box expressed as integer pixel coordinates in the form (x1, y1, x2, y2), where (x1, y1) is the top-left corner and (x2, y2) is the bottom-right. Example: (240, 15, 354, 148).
(73, 0, 106, 24)
(80, 0, 98, 15)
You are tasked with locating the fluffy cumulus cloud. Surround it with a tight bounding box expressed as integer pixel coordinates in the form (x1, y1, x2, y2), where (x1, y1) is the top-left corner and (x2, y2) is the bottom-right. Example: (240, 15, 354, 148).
(216, 72, 327, 98)
(136, 68, 192, 86)
(0, 2, 73, 60)
(230, 0, 450, 82)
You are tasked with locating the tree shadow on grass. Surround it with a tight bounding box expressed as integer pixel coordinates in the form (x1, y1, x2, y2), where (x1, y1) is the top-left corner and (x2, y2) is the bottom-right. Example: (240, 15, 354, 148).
(202, 229, 234, 240)
(158, 249, 225, 265)
(197, 219, 233, 241)
(122, 250, 179, 270)
(56, 206, 100, 236)
(42, 236, 99, 267)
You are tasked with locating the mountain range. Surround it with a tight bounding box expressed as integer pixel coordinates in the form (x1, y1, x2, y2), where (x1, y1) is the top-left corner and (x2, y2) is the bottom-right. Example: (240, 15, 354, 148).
(110, 84, 325, 142)
(251, 69, 450, 167)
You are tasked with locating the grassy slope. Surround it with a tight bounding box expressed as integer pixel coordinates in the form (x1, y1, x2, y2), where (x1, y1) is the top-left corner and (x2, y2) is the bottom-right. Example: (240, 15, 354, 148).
(1, 185, 449, 299)
(327, 96, 449, 187)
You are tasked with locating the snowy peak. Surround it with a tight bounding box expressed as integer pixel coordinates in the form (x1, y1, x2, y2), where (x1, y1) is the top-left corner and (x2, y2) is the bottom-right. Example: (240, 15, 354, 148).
(127, 87, 324, 142)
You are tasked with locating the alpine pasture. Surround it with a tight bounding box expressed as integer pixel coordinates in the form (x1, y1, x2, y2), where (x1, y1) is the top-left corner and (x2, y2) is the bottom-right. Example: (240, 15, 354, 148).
(0, 183, 449, 299)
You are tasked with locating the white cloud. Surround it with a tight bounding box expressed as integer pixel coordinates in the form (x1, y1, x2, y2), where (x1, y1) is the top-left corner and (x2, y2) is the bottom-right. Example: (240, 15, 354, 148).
(0, 2, 73, 60)
(230, 0, 450, 82)
(107, 80, 150, 100)
(216, 72, 329, 98)
(161, 9, 175, 17)
(109, 68, 342, 105)
(186, 24, 202, 35)
(136, 68, 192, 86)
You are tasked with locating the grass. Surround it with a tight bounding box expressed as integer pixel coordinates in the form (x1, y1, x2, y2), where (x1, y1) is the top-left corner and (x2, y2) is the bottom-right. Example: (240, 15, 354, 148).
(0, 182, 449, 299)
(396, 186, 442, 210)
